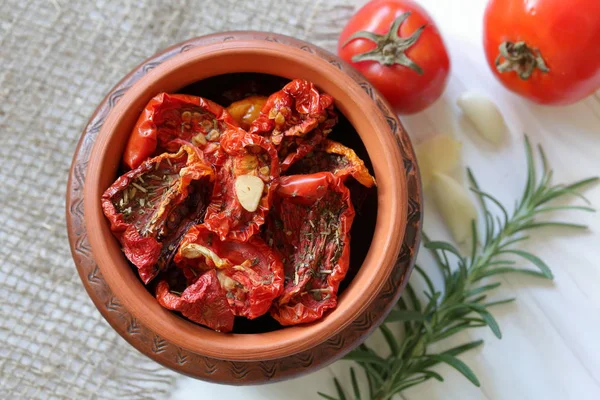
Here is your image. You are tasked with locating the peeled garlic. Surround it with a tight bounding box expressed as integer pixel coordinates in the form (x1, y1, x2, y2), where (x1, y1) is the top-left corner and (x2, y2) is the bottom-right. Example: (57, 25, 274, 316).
(235, 174, 264, 212)
(216, 271, 238, 290)
(180, 243, 229, 268)
(457, 93, 505, 145)
(191, 132, 207, 146)
(415, 135, 462, 189)
(431, 173, 477, 244)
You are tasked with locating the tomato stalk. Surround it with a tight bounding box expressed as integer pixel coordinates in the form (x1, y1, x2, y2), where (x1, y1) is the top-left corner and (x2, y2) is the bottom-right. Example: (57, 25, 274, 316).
(342, 12, 426, 74)
(495, 41, 550, 80)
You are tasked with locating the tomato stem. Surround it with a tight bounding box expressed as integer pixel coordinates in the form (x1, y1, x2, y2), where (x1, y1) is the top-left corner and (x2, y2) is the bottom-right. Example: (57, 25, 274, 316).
(495, 41, 550, 80)
(342, 12, 426, 74)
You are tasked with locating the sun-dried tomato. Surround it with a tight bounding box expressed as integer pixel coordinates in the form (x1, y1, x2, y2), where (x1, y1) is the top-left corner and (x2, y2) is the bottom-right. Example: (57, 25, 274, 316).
(204, 127, 280, 242)
(249, 79, 337, 171)
(265, 172, 355, 326)
(102, 145, 214, 284)
(226, 96, 268, 130)
(155, 269, 234, 332)
(175, 224, 284, 320)
(122, 92, 238, 170)
(287, 139, 376, 188)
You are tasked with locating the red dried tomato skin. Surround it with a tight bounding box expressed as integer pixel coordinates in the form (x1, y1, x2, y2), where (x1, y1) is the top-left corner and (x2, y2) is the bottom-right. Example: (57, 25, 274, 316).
(267, 172, 355, 326)
(279, 112, 336, 171)
(248, 79, 337, 172)
(155, 280, 183, 310)
(156, 270, 235, 333)
(219, 235, 284, 319)
(203, 127, 280, 242)
(123, 92, 239, 170)
(102, 145, 214, 284)
(175, 224, 284, 320)
(275, 173, 334, 204)
(226, 95, 268, 130)
(287, 139, 376, 188)
(181, 270, 235, 332)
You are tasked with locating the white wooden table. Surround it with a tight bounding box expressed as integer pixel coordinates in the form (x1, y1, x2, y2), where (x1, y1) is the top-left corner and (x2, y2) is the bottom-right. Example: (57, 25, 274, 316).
(172, 0, 600, 398)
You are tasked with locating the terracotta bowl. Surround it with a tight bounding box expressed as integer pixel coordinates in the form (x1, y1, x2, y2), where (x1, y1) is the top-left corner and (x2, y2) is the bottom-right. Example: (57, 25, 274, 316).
(66, 32, 422, 384)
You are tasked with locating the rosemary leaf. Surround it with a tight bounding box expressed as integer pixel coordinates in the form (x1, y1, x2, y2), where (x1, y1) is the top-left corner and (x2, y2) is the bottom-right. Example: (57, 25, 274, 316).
(424, 241, 464, 260)
(465, 282, 501, 298)
(484, 298, 516, 308)
(416, 340, 484, 369)
(318, 392, 338, 400)
(414, 264, 436, 296)
(404, 282, 422, 312)
(470, 187, 509, 226)
(442, 340, 485, 357)
(421, 370, 444, 382)
(498, 249, 553, 279)
(334, 378, 347, 400)
(429, 354, 481, 386)
(343, 350, 388, 368)
(474, 267, 548, 280)
(350, 368, 362, 400)
(380, 324, 400, 356)
(537, 205, 596, 213)
(514, 221, 588, 231)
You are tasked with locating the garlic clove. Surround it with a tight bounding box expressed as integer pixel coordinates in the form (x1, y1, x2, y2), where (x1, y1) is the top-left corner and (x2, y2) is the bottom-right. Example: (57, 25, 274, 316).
(416, 135, 462, 189)
(235, 174, 265, 212)
(431, 173, 478, 244)
(180, 243, 229, 269)
(457, 93, 506, 145)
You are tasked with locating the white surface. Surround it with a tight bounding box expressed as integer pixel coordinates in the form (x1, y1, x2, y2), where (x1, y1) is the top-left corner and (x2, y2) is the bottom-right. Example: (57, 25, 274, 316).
(171, 0, 600, 398)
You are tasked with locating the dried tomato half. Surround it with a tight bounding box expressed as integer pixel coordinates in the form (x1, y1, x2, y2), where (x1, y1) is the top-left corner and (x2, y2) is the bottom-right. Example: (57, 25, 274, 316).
(287, 139, 376, 188)
(175, 224, 284, 320)
(249, 79, 337, 171)
(204, 128, 280, 242)
(102, 145, 214, 284)
(266, 172, 355, 326)
(226, 96, 268, 130)
(156, 269, 234, 332)
(122, 92, 238, 169)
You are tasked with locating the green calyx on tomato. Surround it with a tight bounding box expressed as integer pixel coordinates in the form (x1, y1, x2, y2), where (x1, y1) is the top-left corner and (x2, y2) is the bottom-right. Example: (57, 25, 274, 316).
(342, 12, 426, 74)
(496, 41, 550, 80)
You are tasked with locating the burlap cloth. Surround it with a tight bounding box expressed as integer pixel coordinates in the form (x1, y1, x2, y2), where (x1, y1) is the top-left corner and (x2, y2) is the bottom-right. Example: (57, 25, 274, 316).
(0, 1, 355, 397)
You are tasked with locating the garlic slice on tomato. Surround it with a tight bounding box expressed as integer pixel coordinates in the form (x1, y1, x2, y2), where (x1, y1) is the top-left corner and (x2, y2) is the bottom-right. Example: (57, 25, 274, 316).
(457, 93, 506, 145)
(179, 243, 230, 269)
(235, 174, 265, 212)
(431, 173, 478, 244)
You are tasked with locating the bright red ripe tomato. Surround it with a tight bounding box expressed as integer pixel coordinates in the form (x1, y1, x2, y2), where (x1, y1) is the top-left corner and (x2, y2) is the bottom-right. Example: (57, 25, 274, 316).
(484, 0, 600, 105)
(338, 0, 450, 114)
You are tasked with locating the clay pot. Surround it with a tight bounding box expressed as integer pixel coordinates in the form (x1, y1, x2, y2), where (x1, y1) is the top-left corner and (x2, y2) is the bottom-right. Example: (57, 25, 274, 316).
(66, 32, 422, 384)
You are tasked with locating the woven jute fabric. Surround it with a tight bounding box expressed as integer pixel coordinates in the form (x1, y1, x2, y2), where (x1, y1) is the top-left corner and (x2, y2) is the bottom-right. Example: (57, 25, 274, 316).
(0, 1, 354, 398)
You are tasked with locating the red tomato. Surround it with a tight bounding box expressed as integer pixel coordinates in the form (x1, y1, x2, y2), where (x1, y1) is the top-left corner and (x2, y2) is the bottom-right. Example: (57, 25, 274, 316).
(338, 0, 450, 114)
(484, 0, 600, 105)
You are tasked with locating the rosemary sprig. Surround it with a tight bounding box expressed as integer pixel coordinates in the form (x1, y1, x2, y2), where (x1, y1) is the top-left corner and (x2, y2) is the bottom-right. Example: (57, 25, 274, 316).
(319, 136, 598, 400)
